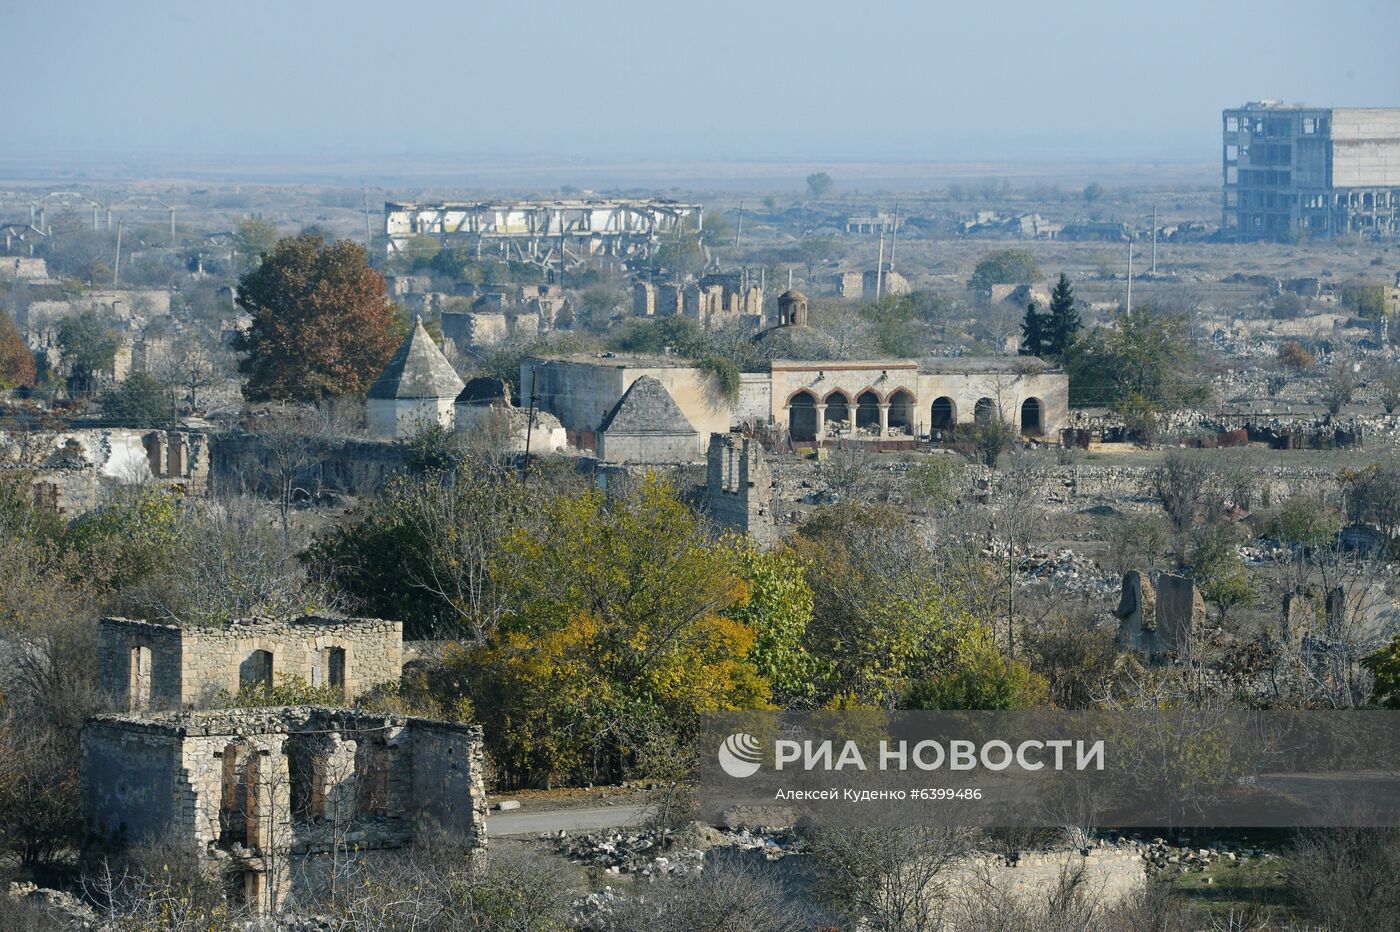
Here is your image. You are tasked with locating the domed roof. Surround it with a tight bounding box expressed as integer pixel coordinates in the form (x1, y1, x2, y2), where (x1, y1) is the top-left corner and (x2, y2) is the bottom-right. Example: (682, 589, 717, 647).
(779, 289, 807, 302)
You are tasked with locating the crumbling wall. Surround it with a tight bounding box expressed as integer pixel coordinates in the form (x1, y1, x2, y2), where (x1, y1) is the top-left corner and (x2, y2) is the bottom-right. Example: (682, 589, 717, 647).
(98, 616, 403, 710)
(209, 432, 411, 499)
(706, 434, 776, 545)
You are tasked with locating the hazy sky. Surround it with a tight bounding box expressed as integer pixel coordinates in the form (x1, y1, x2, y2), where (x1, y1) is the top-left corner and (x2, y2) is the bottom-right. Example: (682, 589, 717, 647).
(3, 0, 1398, 165)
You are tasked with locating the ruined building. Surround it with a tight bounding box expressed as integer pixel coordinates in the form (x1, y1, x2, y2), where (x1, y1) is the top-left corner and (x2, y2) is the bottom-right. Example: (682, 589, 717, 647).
(84, 707, 485, 912)
(706, 433, 776, 545)
(383, 199, 701, 262)
(1223, 102, 1400, 238)
(98, 614, 404, 711)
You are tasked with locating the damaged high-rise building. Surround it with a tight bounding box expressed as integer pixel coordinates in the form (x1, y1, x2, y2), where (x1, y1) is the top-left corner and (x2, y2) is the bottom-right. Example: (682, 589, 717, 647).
(1222, 102, 1400, 239)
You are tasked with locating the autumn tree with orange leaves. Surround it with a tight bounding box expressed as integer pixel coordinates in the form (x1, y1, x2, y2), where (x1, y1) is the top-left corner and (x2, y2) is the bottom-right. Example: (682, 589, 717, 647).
(0, 308, 35, 389)
(234, 234, 399, 402)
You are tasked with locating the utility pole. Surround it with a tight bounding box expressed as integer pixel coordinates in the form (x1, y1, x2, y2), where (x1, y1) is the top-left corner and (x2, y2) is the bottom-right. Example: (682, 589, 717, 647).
(362, 189, 373, 247)
(169, 208, 176, 245)
(1150, 204, 1158, 275)
(875, 225, 886, 300)
(888, 203, 899, 270)
(520, 370, 538, 480)
(1125, 234, 1133, 313)
(734, 200, 743, 247)
(113, 222, 123, 286)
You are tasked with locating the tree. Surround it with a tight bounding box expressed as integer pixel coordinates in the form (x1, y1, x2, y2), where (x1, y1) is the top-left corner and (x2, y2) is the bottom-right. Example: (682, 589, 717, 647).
(1278, 340, 1314, 370)
(0, 308, 34, 388)
(1375, 361, 1400, 414)
(232, 217, 279, 273)
(806, 172, 834, 199)
(1082, 182, 1103, 204)
(1018, 300, 1049, 357)
(446, 477, 768, 786)
(1065, 304, 1209, 431)
(968, 249, 1040, 293)
(794, 234, 837, 281)
(98, 371, 175, 427)
(1322, 357, 1359, 415)
(904, 636, 1047, 710)
(57, 309, 120, 395)
(1044, 273, 1081, 360)
(1339, 280, 1388, 319)
(233, 234, 399, 402)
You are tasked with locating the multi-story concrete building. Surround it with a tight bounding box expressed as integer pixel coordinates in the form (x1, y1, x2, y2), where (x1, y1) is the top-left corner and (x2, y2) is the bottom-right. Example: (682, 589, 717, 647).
(1222, 102, 1400, 239)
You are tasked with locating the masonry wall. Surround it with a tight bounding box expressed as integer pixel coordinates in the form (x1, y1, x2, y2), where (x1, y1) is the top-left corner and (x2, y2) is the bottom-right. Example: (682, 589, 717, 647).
(597, 429, 700, 464)
(209, 433, 411, 499)
(82, 725, 183, 843)
(98, 617, 404, 710)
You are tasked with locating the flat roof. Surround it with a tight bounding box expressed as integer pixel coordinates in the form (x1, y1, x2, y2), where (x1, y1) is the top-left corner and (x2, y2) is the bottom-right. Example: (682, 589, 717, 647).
(527, 352, 695, 369)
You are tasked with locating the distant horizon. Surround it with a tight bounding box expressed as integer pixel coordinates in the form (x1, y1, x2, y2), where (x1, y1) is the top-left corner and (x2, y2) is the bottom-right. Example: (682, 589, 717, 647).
(4, 0, 1395, 181)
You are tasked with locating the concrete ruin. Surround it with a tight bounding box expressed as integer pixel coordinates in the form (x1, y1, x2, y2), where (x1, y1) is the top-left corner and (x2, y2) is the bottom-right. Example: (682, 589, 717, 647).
(706, 433, 776, 545)
(83, 706, 485, 913)
(97, 615, 404, 711)
(1223, 102, 1400, 238)
(596, 375, 700, 464)
(366, 317, 466, 439)
(1115, 571, 1204, 660)
(453, 377, 567, 455)
(384, 199, 700, 264)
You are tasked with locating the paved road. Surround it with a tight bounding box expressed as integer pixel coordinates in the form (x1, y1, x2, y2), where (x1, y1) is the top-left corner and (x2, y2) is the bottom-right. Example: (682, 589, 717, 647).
(488, 803, 649, 836)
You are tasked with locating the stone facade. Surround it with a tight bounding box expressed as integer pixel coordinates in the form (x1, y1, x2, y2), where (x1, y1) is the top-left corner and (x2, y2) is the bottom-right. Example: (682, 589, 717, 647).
(596, 376, 700, 464)
(1116, 571, 1202, 660)
(706, 433, 776, 545)
(83, 707, 485, 913)
(367, 318, 466, 440)
(97, 615, 404, 711)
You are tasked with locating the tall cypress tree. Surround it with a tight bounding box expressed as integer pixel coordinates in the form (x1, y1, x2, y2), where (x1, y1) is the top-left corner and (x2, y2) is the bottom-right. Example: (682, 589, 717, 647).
(1046, 273, 1081, 360)
(1019, 301, 1048, 357)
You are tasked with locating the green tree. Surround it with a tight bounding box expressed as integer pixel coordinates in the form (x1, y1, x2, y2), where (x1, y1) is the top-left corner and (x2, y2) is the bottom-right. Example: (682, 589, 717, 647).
(806, 172, 834, 199)
(1187, 525, 1255, 627)
(1082, 182, 1103, 203)
(56, 309, 120, 395)
(904, 636, 1048, 710)
(1364, 635, 1400, 708)
(0, 308, 35, 388)
(1044, 273, 1081, 360)
(233, 234, 399, 402)
(1018, 301, 1048, 357)
(232, 217, 279, 273)
(98, 371, 175, 427)
(1340, 281, 1387, 319)
(1065, 304, 1209, 428)
(724, 541, 817, 705)
(969, 250, 1040, 293)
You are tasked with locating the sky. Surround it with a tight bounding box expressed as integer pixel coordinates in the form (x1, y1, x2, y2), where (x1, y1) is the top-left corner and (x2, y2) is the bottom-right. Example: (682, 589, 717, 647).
(3, 0, 1398, 167)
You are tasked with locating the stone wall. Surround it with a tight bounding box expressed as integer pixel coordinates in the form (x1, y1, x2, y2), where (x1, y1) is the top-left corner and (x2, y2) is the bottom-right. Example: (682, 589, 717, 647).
(209, 432, 411, 499)
(82, 707, 486, 913)
(98, 616, 404, 710)
(706, 434, 776, 544)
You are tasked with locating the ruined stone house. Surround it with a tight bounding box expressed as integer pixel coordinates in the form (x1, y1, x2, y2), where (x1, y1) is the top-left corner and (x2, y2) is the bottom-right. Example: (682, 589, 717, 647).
(83, 706, 485, 912)
(596, 375, 700, 464)
(706, 433, 776, 545)
(97, 614, 404, 711)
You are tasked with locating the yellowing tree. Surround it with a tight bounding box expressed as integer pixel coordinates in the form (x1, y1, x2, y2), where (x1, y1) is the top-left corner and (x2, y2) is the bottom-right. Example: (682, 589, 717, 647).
(455, 476, 769, 787)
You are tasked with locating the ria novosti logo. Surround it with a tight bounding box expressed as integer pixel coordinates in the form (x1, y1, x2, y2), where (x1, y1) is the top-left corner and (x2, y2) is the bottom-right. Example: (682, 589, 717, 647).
(718, 732, 763, 778)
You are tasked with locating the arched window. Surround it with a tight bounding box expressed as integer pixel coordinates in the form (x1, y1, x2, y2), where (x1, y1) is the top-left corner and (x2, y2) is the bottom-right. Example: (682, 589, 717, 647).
(824, 391, 851, 431)
(240, 650, 273, 692)
(855, 390, 881, 431)
(974, 397, 997, 425)
(930, 396, 957, 430)
(887, 389, 916, 435)
(1020, 397, 1044, 436)
(788, 391, 817, 442)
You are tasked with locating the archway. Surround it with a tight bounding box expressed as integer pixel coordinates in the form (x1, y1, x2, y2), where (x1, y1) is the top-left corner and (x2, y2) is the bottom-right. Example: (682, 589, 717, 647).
(824, 390, 851, 434)
(788, 390, 817, 442)
(887, 389, 916, 435)
(974, 397, 997, 425)
(930, 396, 957, 430)
(855, 390, 881, 431)
(1020, 397, 1043, 436)
(240, 649, 273, 691)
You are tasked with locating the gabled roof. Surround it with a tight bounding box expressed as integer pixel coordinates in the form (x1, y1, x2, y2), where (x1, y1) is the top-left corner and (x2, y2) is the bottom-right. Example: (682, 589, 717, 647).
(598, 375, 696, 436)
(368, 317, 465, 400)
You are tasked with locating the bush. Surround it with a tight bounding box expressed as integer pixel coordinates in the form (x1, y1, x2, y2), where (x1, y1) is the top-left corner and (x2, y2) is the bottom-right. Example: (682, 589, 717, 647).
(904, 636, 1048, 710)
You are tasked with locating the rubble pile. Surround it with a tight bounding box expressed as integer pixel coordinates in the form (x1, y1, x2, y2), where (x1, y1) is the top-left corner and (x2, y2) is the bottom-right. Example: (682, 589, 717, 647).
(550, 824, 802, 878)
(1111, 836, 1276, 875)
(1018, 547, 1121, 597)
